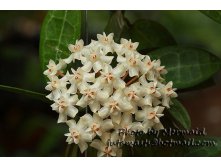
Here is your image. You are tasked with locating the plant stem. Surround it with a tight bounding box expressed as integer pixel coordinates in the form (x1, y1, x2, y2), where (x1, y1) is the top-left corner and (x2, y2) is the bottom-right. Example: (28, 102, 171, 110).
(56, 71, 65, 77)
(0, 84, 49, 103)
(122, 70, 129, 80)
(126, 76, 139, 86)
(64, 144, 71, 157)
(72, 144, 79, 157)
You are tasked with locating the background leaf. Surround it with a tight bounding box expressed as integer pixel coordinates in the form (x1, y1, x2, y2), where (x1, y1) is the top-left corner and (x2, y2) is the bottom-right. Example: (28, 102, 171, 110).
(201, 10, 221, 24)
(39, 10, 81, 72)
(105, 11, 129, 42)
(121, 19, 176, 52)
(149, 46, 221, 89)
(167, 99, 191, 130)
(185, 137, 221, 156)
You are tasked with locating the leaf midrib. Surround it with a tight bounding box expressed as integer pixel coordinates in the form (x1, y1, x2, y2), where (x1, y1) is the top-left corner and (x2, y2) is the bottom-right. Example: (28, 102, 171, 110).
(166, 62, 221, 71)
(55, 10, 67, 60)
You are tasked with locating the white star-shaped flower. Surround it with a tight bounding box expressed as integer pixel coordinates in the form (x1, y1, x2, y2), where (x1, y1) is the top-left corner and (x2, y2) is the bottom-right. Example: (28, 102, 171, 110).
(123, 82, 143, 113)
(96, 32, 114, 54)
(152, 59, 168, 81)
(114, 38, 139, 57)
(140, 56, 155, 74)
(118, 53, 144, 77)
(114, 113, 143, 141)
(51, 92, 79, 123)
(135, 106, 165, 132)
(160, 81, 178, 108)
(98, 90, 133, 124)
(81, 47, 114, 73)
(64, 67, 95, 94)
(139, 75, 161, 106)
(65, 119, 92, 153)
(81, 113, 114, 138)
(90, 132, 122, 157)
(99, 65, 125, 94)
(45, 75, 68, 100)
(43, 59, 66, 77)
(64, 39, 85, 64)
(76, 83, 109, 113)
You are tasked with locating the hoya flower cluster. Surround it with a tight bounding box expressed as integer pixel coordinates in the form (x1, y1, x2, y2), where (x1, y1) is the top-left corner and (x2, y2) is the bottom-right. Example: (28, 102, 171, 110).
(43, 33, 177, 157)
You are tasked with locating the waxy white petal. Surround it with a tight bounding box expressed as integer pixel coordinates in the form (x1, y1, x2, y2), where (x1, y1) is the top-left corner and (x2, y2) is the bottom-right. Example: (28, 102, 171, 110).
(57, 113, 67, 123)
(82, 61, 93, 72)
(98, 107, 109, 118)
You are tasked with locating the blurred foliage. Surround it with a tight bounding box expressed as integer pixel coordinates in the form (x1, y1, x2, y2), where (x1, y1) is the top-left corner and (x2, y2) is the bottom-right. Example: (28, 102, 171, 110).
(105, 11, 129, 42)
(167, 99, 191, 130)
(201, 10, 221, 24)
(88, 11, 221, 58)
(185, 136, 221, 156)
(121, 19, 176, 51)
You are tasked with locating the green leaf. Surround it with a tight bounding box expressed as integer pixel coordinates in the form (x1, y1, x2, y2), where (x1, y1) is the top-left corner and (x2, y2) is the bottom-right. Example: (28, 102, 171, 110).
(185, 137, 221, 156)
(149, 46, 221, 89)
(168, 99, 191, 130)
(201, 10, 221, 24)
(0, 84, 48, 103)
(178, 78, 215, 93)
(105, 11, 129, 42)
(121, 19, 176, 51)
(39, 10, 81, 72)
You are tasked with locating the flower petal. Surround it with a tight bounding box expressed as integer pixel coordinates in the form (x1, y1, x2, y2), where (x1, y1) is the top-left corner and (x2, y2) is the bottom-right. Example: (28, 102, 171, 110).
(83, 72, 95, 82)
(143, 96, 152, 106)
(76, 96, 87, 107)
(102, 119, 114, 131)
(98, 107, 110, 118)
(91, 139, 105, 151)
(131, 122, 143, 131)
(64, 54, 74, 64)
(117, 55, 126, 63)
(154, 116, 160, 123)
(66, 119, 77, 128)
(93, 61, 102, 73)
(119, 100, 133, 111)
(57, 113, 67, 123)
(113, 64, 126, 77)
(96, 90, 109, 102)
(101, 132, 111, 143)
(111, 112, 121, 124)
(153, 122, 164, 130)
(113, 79, 125, 89)
(121, 113, 132, 125)
(135, 111, 145, 121)
(78, 141, 88, 153)
(67, 84, 77, 94)
(97, 151, 105, 157)
(67, 106, 78, 118)
(162, 96, 170, 108)
(81, 133, 92, 142)
(82, 61, 93, 72)
(100, 55, 114, 64)
(129, 68, 139, 77)
(156, 106, 165, 114)
(89, 101, 100, 113)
